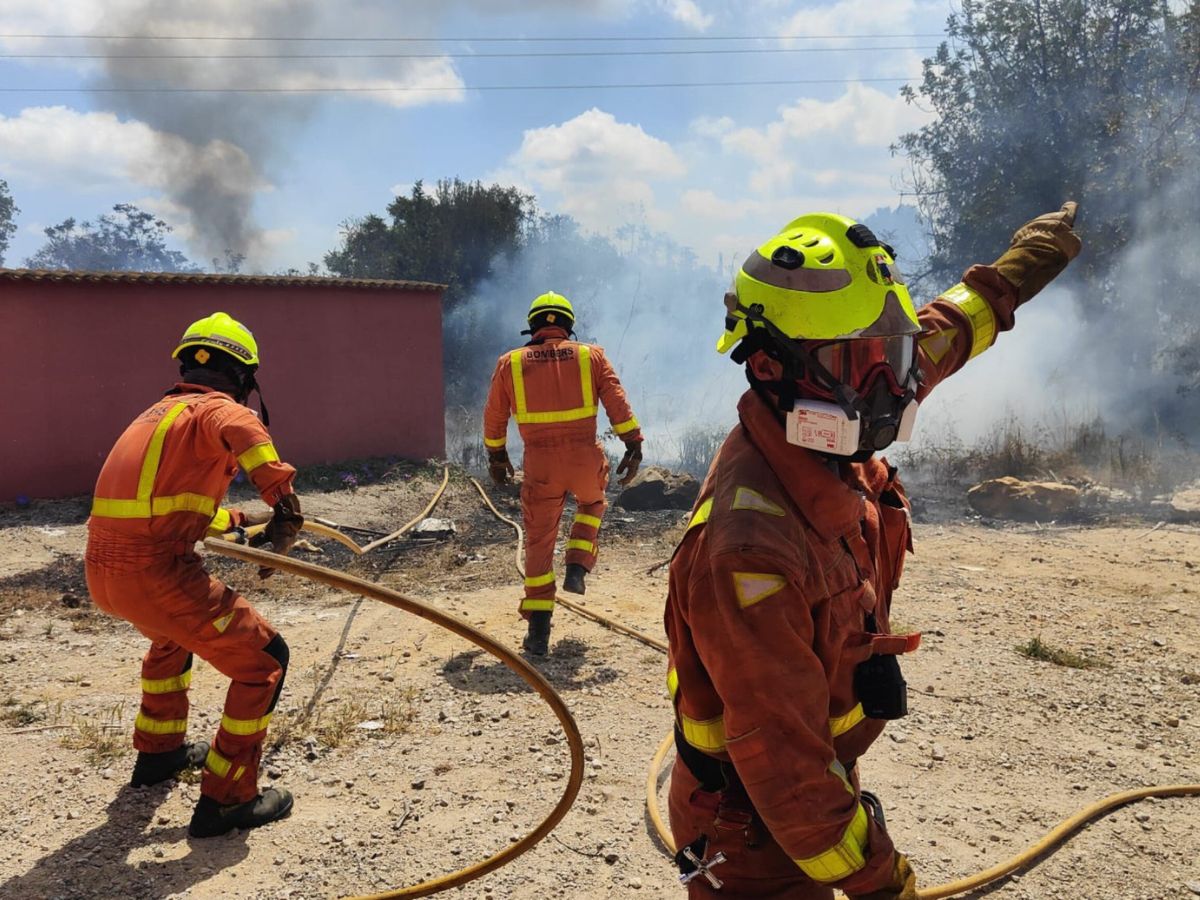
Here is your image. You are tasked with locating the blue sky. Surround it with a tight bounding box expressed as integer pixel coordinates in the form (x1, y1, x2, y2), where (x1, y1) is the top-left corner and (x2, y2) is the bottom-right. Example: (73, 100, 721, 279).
(0, 0, 952, 271)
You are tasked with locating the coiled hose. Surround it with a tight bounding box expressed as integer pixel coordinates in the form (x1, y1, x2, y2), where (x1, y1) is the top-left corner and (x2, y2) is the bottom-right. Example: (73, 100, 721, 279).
(204, 537, 585, 900)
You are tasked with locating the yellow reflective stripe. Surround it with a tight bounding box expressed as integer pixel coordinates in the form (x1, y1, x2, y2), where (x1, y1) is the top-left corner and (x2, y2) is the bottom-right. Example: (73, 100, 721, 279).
(514, 406, 597, 424)
(484, 435, 507, 448)
(509, 346, 598, 425)
(237, 441, 279, 473)
(666, 666, 679, 699)
(943, 282, 997, 360)
(234, 765, 246, 781)
(92, 492, 215, 519)
(221, 712, 272, 736)
(509, 350, 527, 418)
(830, 703, 865, 738)
(574, 513, 602, 529)
(142, 669, 193, 695)
(566, 539, 596, 554)
(205, 747, 232, 778)
(138, 402, 189, 502)
(680, 712, 726, 753)
(688, 498, 714, 531)
(90, 497, 150, 518)
(524, 571, 556, 588)
(793, 803, 870, 883)
(207, 507, 232, 536)
(612, 416, 640, 435)
(134, 712, 188, 735)
(520, 598, 556, 612)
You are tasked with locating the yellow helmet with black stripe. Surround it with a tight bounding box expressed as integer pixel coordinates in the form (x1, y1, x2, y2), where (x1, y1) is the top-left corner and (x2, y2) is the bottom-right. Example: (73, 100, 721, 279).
(527, 291, 575, 329)
(718, 213, 919, 354)
(172, 311, 260, 367)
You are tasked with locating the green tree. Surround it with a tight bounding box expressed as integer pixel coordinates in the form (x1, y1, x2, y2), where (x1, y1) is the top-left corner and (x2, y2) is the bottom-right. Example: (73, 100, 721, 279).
(325, 178, 536, 311)
(0, 179, 18, 266)
(26, 203, 197, 272)
(899, 0, 1198, 286)
(897, 0, 1200, 424)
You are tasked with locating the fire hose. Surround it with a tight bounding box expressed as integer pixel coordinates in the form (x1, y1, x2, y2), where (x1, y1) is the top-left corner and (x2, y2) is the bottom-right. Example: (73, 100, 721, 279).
(467, 478, 1200, 898)
(203, 537, 585, 900)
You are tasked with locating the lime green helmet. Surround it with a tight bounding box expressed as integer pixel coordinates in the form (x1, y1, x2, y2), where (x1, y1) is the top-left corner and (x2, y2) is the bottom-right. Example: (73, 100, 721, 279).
(717, 213, 919, 354)
(172, 311, 260, 367)
(527, 291, 575, 328)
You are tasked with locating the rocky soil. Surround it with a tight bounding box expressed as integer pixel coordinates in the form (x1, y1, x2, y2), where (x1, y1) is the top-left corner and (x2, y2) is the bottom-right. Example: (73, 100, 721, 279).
(1, 469, 1198, 899)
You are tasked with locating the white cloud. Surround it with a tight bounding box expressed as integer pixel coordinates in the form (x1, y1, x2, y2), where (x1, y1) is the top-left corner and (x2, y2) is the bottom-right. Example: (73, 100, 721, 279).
(780, 0, 918, 41)
(689, 115, 736, 138)
(659, 0, 714, 30)
(497, 108, 686, 232)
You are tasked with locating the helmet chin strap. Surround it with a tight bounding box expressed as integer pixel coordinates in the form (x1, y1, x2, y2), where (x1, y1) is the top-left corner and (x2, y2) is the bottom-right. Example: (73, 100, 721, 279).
(244, 371, 270, 427)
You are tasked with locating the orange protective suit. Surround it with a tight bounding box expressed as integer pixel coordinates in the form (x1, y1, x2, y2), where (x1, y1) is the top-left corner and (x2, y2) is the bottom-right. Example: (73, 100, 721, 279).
(85, 383, 296, 805)
(665, 264, 1021, 898)
(483, 325, 641, 612)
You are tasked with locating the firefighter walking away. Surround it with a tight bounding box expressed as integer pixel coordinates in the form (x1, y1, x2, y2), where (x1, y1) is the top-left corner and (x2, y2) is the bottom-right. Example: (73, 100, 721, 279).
(665, 205, 1081, 896)
(85, 312, 305, 838)
(483, 291, 644, 656)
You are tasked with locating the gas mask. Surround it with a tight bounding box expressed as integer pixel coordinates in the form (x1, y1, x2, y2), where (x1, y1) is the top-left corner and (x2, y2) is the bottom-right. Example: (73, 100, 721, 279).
(783, 335, 920, 458)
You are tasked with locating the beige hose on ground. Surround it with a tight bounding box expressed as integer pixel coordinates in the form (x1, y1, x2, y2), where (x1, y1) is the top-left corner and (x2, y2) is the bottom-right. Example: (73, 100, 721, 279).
(469, 476, 669, 653)
(234, 464, 451, 556)
(469, 478, 1200, 897)
(203, 537, 585, 900)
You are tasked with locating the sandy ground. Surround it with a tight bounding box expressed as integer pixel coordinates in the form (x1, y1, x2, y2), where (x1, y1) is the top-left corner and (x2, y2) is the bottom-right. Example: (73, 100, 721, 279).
(0, 471, 1198, 900)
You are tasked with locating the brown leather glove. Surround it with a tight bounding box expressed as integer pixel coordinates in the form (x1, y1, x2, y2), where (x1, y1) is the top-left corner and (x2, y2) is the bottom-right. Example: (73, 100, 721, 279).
(615, 440, 643, 486)
(488, 448, 515, 485)
(252, 493, 303, 579)
(991, 200, 1081, 305)
(848, 853, 917, 900)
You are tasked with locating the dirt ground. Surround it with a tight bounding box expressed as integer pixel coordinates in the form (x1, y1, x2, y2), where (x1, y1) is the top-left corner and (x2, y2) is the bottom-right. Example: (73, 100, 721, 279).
(0, 468, 1198, 900)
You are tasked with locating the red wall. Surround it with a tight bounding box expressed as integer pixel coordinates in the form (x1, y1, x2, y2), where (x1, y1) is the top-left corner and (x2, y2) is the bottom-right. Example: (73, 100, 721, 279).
(0, 278, 444, 501)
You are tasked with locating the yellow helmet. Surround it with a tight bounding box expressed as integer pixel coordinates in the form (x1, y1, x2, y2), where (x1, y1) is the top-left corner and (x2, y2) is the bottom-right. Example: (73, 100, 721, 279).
(717, 213, 919, 354)
(527, 291, 575, 328)
(172, 311, 260, 367)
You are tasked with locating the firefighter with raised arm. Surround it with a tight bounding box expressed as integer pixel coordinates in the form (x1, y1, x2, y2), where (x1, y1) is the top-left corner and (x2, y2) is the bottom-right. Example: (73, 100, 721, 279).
(483, 291, 643, 656)
(85, 312, 303, 838)
(665, 206, 1080, 897)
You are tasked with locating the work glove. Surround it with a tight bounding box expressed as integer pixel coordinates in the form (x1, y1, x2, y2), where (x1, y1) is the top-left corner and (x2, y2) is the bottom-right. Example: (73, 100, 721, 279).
(991, 200, 1081, 305)
(488, 448, 515, 486)
(615, 439, 643, 486)
(848, 852, 918, 900)
(251, 494, 304, 579)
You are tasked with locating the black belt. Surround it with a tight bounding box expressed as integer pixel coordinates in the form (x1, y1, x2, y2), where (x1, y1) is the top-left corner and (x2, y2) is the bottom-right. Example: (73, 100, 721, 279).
(674, 726, 741, 793)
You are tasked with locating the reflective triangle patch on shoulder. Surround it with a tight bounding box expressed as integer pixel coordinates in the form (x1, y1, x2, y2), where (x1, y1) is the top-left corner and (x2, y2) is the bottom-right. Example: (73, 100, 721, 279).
(731, 486, 786, 517)
(731, 571, 788, 608)
(919, 328, 958, 365)
(212, 612, 235, 634)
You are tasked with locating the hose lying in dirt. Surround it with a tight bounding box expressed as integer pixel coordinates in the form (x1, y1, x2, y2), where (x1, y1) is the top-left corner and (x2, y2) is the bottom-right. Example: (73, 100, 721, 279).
(203, 537, 585, 900)
(468, 478, 1200, 897)
(645, 730, 1200, 898)
(234, 464, 451, 556)
(470, 476, 669, 653)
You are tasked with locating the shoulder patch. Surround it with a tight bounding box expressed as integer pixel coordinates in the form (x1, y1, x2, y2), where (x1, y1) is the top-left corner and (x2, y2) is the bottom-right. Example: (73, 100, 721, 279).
(731, 571, 788, 608)
(919, 328, 957, 365)
(731, 486, 786, 517)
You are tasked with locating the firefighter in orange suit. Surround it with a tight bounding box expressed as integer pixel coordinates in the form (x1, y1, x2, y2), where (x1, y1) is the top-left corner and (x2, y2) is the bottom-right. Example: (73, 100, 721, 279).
(483, 291, 643, 656)
(85, 312, 304, 838)
(666, 206, 1081, 897)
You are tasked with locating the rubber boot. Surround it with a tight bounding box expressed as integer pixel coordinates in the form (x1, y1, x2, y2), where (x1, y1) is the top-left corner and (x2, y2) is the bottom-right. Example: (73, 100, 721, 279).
(188, 787, 294, 838)
(522, 611, 553, 657)
(562, 563, 587, 596)
(130, 741, 210, 787)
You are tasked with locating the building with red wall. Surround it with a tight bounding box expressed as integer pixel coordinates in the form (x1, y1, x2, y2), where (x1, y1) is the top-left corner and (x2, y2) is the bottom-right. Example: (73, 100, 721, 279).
(0, 269, 445, 501)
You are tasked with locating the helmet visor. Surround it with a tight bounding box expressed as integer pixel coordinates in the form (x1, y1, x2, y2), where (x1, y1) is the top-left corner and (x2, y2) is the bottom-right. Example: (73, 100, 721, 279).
(809, 336, 917, 395)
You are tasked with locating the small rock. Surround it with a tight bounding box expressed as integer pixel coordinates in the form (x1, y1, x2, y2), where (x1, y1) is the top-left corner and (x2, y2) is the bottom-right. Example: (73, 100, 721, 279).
(931, 744, 946, 761)
(411, 779, 425, 790)
(604, 853, 619, 865)
(1183, 881, 1200, 896)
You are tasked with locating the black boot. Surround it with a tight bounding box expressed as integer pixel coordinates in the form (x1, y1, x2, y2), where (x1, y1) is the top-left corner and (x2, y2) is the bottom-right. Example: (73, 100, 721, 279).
(130, 741, 209, 787)
(522, 611, 553, 657)
(188, 787, 294, 838)
(562, 563, 587, 596)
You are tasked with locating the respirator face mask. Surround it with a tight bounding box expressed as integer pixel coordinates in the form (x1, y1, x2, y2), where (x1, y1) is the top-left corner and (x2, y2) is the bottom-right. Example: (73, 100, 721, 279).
(781, 335, 920, 458)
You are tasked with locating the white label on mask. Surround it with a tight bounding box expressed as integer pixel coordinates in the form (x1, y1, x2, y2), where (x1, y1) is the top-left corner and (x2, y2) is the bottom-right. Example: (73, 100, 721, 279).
(896, 399, 919, 442)
(786, 400, 861, 456)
